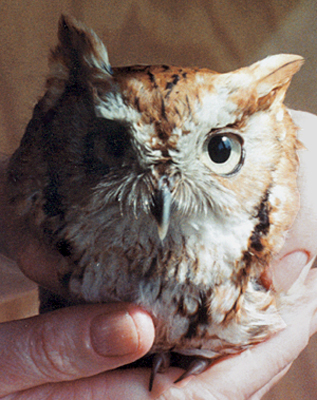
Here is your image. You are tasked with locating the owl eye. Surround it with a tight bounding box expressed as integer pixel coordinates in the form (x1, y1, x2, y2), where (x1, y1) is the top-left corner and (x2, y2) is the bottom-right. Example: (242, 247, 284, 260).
(84, 118, 130, 175)
(204, 133, 243, 175)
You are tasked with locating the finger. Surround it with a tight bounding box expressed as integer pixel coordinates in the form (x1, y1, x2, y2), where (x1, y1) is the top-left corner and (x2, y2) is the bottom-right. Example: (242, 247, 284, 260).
(269, 111, 317, 292)
(8, 366, 182, 400)
(17, 239, 71, 295)
(306, 269, 317, 336)
(0, 303, 154, 397)
(250, 363, 292, 400)
(276, 110, 317, 261)
(0, 156, 68, 293)
(158, 337, 304, 400)
(271, 250, 309, 292)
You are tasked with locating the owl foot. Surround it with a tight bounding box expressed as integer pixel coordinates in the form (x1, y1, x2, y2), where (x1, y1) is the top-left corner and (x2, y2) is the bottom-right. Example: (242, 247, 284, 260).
(149, 353, 212, 390)
(149, 352, 171, 391)
(174, 358, 211, 384)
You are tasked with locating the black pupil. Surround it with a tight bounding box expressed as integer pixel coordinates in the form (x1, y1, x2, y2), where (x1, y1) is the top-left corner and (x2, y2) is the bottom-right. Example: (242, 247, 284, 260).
(208, 135, 231, 164)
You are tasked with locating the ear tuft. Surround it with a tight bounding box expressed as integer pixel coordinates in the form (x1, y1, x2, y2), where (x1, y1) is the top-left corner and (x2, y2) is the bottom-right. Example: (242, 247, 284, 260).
(48, 15, 112, 85)
(251, 54, 304, 98)
(40, 15, 113, 112)
(56, 15, 112, 75)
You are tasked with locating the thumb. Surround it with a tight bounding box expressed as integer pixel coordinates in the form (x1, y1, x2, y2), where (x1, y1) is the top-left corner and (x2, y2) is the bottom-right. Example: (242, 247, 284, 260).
(0, 302, 154, 397)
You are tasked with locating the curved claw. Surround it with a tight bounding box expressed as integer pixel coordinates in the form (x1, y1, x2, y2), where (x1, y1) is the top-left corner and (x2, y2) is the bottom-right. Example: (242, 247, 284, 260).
(174, 358, 212, 384)
(149, 352, 171, 391)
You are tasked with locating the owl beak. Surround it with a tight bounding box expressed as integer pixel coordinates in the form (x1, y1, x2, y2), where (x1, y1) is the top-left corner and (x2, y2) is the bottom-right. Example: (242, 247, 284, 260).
(151, 176, 172, 241)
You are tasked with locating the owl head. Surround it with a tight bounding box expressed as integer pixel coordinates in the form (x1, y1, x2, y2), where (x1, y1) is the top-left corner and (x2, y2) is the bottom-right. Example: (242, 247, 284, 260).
(8, 15, 303, 262)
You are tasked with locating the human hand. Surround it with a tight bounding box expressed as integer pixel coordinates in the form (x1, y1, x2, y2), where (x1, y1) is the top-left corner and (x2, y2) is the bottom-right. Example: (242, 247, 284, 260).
(0, 110, 316, 399)
(0, 301, 157, 399)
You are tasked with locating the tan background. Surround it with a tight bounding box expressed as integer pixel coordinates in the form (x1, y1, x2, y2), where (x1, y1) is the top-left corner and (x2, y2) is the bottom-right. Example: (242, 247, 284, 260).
(0, 0, 316, 398)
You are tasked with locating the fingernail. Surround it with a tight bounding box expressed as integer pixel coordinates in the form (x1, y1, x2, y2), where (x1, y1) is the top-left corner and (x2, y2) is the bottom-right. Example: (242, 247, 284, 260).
(90, 311, 139, 357)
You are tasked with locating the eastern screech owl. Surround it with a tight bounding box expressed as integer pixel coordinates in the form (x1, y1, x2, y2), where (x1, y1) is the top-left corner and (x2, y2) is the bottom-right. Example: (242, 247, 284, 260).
(7, 16, 303, 387)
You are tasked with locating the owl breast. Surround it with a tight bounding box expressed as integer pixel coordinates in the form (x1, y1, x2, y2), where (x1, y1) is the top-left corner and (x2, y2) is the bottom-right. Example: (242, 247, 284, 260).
(62, 193, 281, 355)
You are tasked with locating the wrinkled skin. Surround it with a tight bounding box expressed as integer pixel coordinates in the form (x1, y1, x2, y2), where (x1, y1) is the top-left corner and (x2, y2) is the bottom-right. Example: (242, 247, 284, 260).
(0, 110, 316, 399)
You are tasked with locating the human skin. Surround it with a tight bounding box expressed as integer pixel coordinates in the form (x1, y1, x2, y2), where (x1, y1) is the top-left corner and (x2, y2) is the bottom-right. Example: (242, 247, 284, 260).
(0, 110, 316, 399)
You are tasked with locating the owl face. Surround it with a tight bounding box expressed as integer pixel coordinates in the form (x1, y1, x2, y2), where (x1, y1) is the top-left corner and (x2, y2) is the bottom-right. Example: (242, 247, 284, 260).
(94, 63, 289, 221)
(7, 16, 303, 362)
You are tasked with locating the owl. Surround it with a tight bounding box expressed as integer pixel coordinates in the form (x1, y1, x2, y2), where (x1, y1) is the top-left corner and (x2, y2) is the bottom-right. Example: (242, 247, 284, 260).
(7, 16, 303, 389)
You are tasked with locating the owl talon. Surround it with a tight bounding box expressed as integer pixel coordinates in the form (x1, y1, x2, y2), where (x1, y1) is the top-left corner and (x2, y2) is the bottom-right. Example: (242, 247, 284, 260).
(174, 358, 211, 384)
(149, 352, 171, 391)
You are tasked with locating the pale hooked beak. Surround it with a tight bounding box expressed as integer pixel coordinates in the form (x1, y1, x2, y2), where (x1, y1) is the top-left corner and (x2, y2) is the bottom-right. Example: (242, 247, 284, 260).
(151, 176, 172, 241)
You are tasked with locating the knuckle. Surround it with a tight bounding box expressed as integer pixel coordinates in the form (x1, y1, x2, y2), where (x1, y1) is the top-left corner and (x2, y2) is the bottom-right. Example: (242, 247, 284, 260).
(28, 321, 79, 382)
